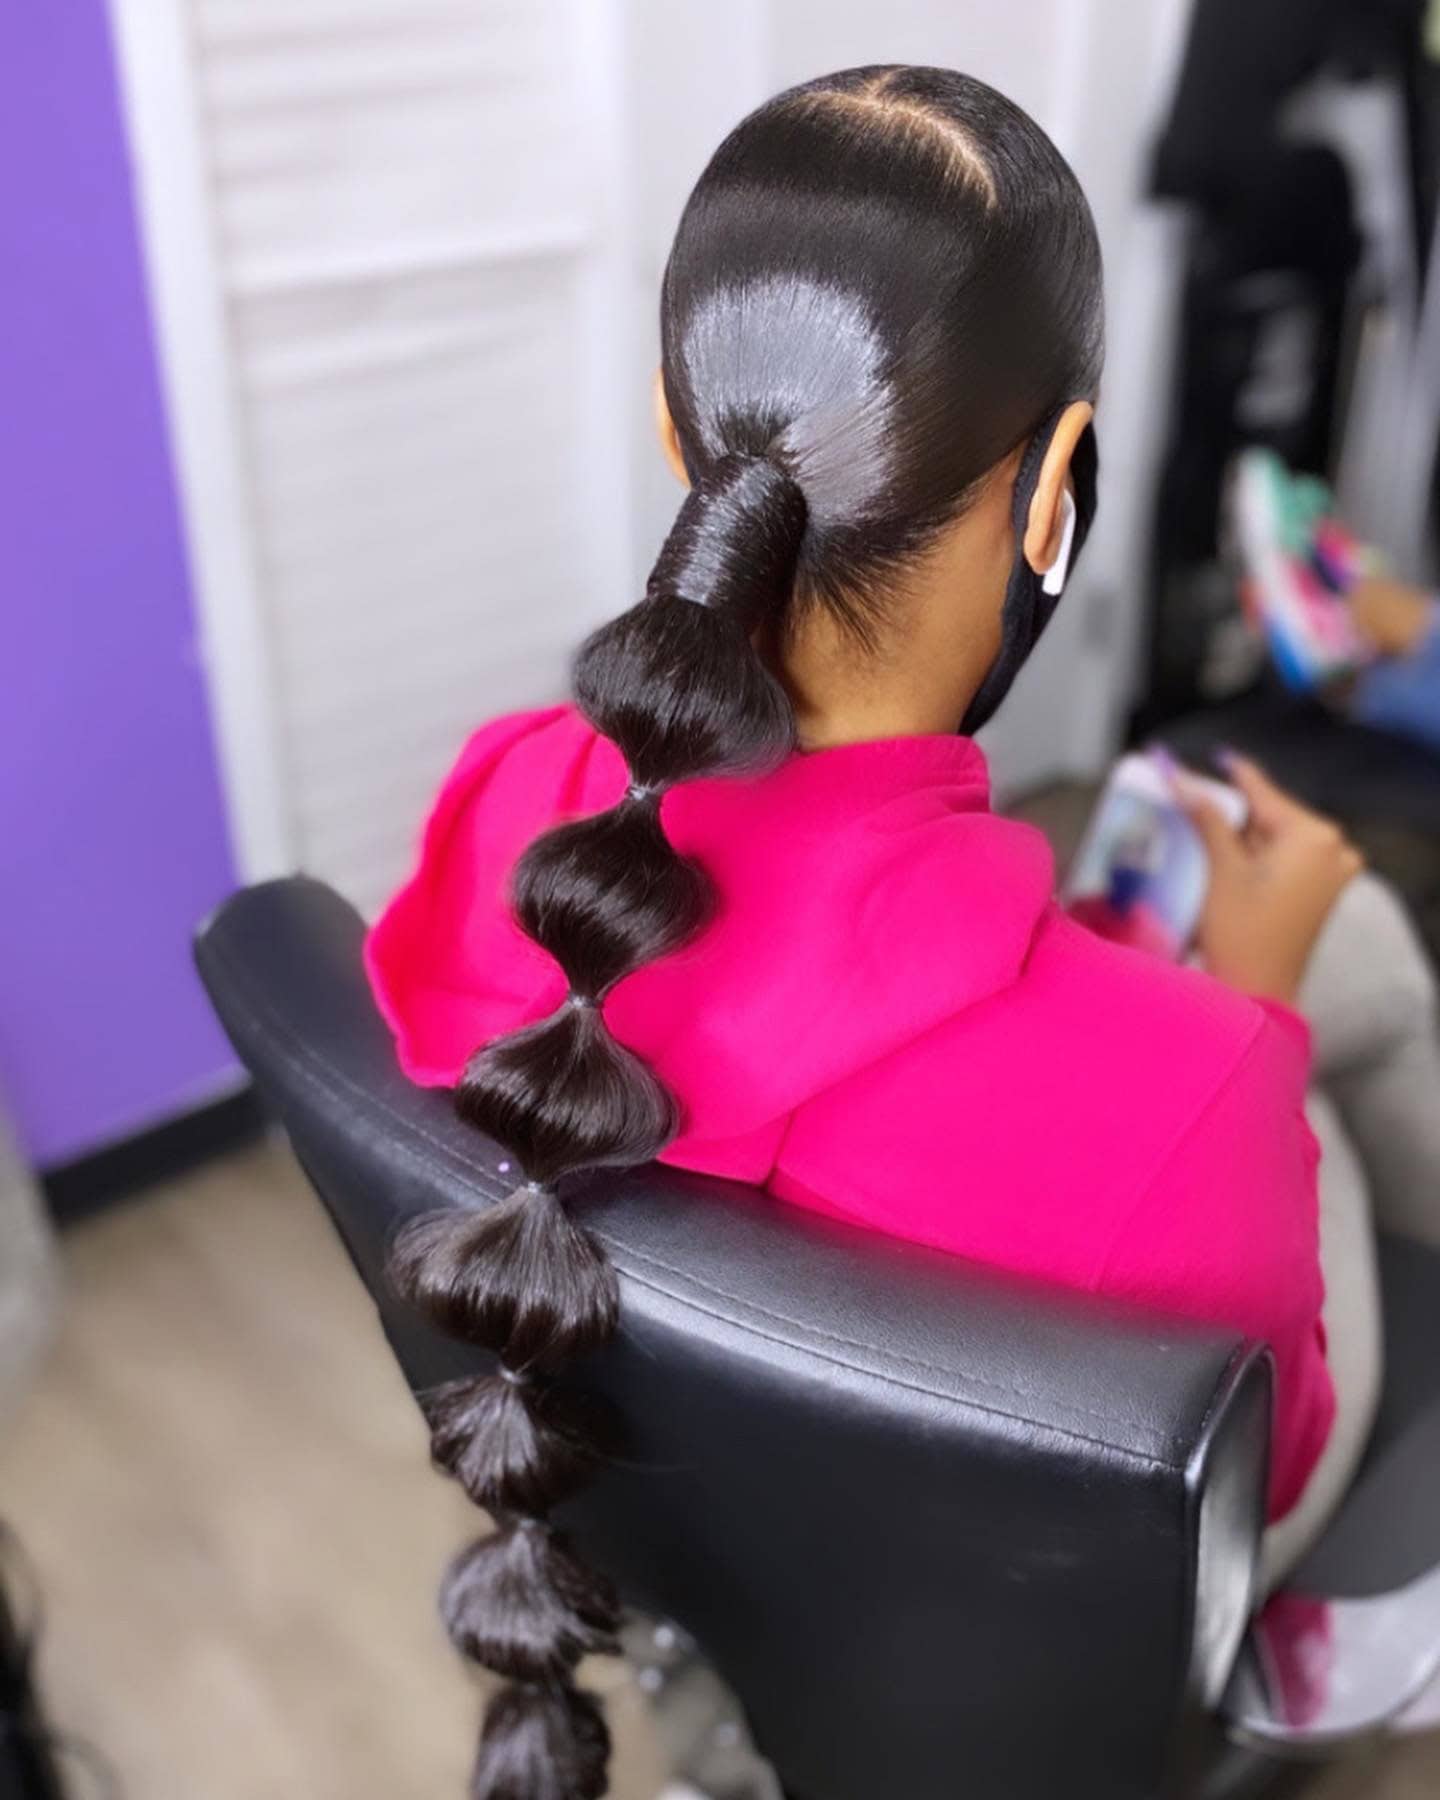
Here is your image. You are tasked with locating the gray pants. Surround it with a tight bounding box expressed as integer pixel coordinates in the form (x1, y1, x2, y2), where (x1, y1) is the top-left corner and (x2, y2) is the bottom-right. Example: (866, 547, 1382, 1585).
(1262, 872, 1440, 1586)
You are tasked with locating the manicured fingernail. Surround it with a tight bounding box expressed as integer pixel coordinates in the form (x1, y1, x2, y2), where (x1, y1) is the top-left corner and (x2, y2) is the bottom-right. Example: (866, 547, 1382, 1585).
(1148, 742, 1180, 778)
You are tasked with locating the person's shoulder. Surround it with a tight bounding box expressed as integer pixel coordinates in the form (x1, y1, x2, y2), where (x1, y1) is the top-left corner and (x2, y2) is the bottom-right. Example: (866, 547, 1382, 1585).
(436, 703, 620, 812)
(1032, 908, 1270, 1051)
(391, 703, 606, 892)
(1019, 907, 1304, 1128)
(1015, 916, 1314, 1287)
(774, 903, 1307, 1264)
(450, 702, 586, 772)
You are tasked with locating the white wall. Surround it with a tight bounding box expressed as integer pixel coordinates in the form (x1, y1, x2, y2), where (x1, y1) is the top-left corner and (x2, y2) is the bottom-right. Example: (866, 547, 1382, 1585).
(121, 0, 1197, 910)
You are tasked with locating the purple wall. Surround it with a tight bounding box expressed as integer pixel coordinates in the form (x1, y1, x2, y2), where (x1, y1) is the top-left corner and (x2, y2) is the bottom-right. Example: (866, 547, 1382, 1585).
(0, 1, 239, 1166)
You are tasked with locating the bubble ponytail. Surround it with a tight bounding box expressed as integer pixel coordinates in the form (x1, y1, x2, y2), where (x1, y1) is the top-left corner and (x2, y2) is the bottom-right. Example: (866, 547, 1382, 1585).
(390, 453, 806, 1797)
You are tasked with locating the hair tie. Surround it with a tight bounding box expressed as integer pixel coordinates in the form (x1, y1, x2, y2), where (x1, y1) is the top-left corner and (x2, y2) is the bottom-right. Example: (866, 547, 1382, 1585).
(566, 991, 599, 1012)
(625, 781, 663, 804)
(498, 1364, 530, 1387)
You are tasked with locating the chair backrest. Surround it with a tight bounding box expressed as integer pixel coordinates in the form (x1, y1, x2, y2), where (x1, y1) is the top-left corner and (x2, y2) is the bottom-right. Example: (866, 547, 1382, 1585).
(196, 877, 1271, 1800)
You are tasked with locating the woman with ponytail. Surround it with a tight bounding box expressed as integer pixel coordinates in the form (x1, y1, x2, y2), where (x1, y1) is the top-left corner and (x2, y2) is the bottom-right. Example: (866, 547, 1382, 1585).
(369, 67, 1367, 1798)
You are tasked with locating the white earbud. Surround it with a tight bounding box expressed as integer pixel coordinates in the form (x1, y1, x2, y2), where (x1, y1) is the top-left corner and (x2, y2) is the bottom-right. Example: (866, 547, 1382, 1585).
(1041, 488, 1077, 597)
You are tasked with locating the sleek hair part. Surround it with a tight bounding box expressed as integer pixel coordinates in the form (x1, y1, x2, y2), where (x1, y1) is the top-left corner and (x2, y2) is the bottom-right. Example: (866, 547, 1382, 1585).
(390, 64, 1103, 1799)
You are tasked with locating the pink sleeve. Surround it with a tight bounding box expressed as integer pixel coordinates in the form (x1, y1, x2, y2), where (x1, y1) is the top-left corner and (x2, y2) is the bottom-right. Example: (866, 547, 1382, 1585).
(1096, 1010, 1334, 1521)
(364, 707, 570, 1084)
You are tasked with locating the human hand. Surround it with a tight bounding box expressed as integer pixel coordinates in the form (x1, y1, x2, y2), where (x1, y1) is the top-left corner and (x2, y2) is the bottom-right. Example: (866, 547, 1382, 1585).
(1178, 754, 1363, 1008)
(1348, 576, 1434, 659)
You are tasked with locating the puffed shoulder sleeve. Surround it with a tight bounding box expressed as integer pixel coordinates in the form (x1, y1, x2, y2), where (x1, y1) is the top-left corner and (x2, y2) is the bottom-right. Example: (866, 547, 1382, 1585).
(365, 706, 572, 1085)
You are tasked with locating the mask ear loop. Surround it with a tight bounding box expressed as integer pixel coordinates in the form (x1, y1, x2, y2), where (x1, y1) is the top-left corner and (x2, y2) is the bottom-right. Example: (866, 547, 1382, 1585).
(960, 413, 1099, 736)
(1042, 488, 1078, 597)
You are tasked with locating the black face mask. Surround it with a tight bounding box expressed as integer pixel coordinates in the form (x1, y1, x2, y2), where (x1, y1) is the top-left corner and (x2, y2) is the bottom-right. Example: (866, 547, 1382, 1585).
(959, 410, 1099, 736)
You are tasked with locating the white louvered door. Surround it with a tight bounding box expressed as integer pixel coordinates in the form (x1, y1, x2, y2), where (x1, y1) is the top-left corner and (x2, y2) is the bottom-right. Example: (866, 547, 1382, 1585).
(119, 0, 636, 914)
(203, 0, 633, 914)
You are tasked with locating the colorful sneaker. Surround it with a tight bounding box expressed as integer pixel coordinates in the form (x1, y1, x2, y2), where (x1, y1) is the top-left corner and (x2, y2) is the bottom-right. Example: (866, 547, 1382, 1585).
(1311, 515, 1386, 595)
(1288, 470, 1335, 542)
(1229, 448, 1372, 692)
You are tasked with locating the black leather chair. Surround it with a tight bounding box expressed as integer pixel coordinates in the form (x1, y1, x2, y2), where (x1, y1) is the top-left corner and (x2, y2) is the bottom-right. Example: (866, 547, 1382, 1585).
(196, 877, 1440, 1800)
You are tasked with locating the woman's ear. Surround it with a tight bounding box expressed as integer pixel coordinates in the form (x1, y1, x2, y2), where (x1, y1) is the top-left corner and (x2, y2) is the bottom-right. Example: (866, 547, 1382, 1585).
(1022, 399, 1094, 580)
(653, 371, 690, 487)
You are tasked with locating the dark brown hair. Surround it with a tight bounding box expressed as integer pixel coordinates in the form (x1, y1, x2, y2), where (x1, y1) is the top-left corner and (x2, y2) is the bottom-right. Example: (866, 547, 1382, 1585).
(390, 65, 1103, 1799)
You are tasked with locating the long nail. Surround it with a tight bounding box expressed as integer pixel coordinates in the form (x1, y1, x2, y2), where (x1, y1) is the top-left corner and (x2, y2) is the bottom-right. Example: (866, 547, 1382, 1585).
(1147, 742, 1181, 780)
